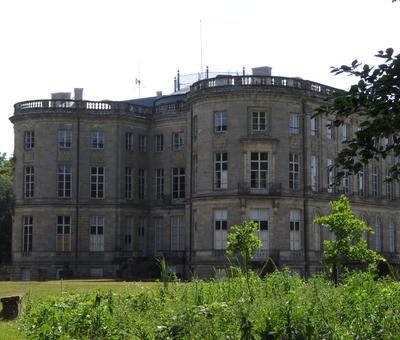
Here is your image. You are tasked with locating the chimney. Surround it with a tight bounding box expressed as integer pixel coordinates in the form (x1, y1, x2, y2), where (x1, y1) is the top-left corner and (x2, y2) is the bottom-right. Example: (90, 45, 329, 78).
(51, 92, 71, 100)
(156, 91, 163, 98)
(252, 66, 272, 76)
(74, 88, 83, 101)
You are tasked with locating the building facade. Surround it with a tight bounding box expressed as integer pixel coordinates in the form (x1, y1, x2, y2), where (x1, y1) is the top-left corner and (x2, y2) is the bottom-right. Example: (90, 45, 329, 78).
(10, 68, 400, 280)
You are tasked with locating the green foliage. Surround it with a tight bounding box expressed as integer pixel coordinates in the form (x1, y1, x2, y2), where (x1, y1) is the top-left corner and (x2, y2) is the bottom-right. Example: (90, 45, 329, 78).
(314, 195, 384, 273)
(226, 220, 262, 273)
(19, 271, 400, 339)
(156, 256, 169, 290)
(315, 48, 400, 181)
(0, 153, 13, 209)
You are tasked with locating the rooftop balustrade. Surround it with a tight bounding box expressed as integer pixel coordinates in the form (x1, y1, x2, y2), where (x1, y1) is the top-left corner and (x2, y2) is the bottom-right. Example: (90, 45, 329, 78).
(190, 75, 339, 96)
(14, 99, 148, 116)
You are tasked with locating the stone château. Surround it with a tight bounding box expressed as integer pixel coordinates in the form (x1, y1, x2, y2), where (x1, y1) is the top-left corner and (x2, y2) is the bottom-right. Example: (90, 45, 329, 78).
(9, 67, 400, 280)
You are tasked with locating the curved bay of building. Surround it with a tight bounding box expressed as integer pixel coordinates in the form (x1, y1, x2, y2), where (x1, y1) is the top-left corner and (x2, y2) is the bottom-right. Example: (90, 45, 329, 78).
(10, 75, 400, 280)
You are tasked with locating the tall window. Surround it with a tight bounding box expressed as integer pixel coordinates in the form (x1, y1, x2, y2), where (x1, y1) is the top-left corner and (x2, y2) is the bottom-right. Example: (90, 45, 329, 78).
(214, 111, 227, 132)
(342, 172, 351, 195)
(171, 216, 185, 251)
(289, 153, 300, 191)
(358, 168, 365, 196)
(138, 217, 146, 253)
(193, 116, 198, 141)
(193, 154, 198, 193)
(126, 132, 134, 151)
(57, 164, 72, 198)
(214, 210, 228, 250)
(372, 165, 379, 197)
(341, 124, 350, 142)
(327, 159, 334, 193)
(125, 167, 133, 200)
(311, 155, 318, 192)
(250, 152, 268, 189)
(89, 216, 104, 252)
(154, 217, 164, 251)
(289, 210, 301, 250)
(252, 111, 266, 131)
(375, 217, 382, 252)
(24, 131, 35, 150)
(214, 152, 228, 189)
(138, 168, 146, 200)
(138, 135, 147, 152)
(310, 116, 318, 136)
(90, 167, 104, 199)
(24, 166, 34, 198)
(56, 216, 71, 252)
(250, 209, 268, 254)
(155, 168, 164, 200)
(172, 132, 184, 151)
(385, 169, 394, 200)
(91, 131, 104, 149)
(312, 222, 321, 251)
(22, 216, 33, 253)
(326, 120, 334, 140)
(58, 130, 72, 148)
(123, 216, 134, 251)
(289, 114, 300, 134)
(389, 219, 396, 253)
(172, 167, 185, 199)
(155, 134, 164, 152)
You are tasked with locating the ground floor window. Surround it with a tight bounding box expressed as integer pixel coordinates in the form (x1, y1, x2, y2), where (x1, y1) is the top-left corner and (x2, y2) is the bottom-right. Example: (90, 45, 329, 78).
(214, 210, 227, 250)
(90, 216, 104, 251)
(56, 215, 71, 252)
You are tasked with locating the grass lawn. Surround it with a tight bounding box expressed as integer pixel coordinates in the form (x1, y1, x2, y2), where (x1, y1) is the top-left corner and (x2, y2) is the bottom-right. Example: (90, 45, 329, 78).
(0, 280, 156, 339)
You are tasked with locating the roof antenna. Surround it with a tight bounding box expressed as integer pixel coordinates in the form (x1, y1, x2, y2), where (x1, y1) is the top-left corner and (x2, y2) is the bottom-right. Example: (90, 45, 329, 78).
(200, 19, 203, 77)
(135, 63, 142, 98)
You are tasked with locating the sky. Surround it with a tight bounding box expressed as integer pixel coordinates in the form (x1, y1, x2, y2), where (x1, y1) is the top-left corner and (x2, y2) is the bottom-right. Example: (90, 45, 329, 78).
(0, 0, 399, 156)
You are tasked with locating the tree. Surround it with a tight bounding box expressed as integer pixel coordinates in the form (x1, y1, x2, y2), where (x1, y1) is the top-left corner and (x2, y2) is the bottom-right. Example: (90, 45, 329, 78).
(226, 220, 262, 301)
(226, 220, 262, 274)
(315, 48, 400, 181)
(314, 195, 383, 281)
(0, 153, 14, 264)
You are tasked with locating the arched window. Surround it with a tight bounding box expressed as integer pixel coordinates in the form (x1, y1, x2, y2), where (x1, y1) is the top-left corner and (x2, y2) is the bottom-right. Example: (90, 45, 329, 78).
(375, 217, 382, 252)
(389, 218, 396, 253)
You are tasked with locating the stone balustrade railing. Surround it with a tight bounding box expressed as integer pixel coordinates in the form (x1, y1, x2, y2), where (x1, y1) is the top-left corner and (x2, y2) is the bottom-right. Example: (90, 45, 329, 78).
(14, 99, 147, 115)
(190, 75, 339, 96)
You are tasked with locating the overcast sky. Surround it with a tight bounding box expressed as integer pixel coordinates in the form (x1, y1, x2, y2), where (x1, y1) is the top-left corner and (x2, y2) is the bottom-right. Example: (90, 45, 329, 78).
(0, 0, 399, 155)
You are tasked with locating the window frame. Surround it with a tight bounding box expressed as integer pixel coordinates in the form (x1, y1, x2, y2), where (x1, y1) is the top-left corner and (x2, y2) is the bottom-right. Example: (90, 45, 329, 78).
(289, 210, 301, 251)
(89, 216, 104, 252)
(24, 166, 34, 199)
(56, 215, 71, 252)
(250, 152, 268, 189)
(172, 167, 185, 199)
(214, 209, 228, 250)
(289, 114, 300, 134)
(22, 216, 33, 253)
(172, 132, 184, 151)
(154, 134, 164, 152)
(289, 153, 300, 191)
(214, 152, 228, 189)
(125, 167, 133, 200)
(155, 168, 164, 200)
(24, 131, 35, 150)
(90, 166, 105, 199)
(57, 164, 72, 198)
(91, 131, 104, 149)
(252, 111, 267, 131)
(214, 111, 227, 133)
(125, 132, 134, 151)
(58, 129, 72, 149)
